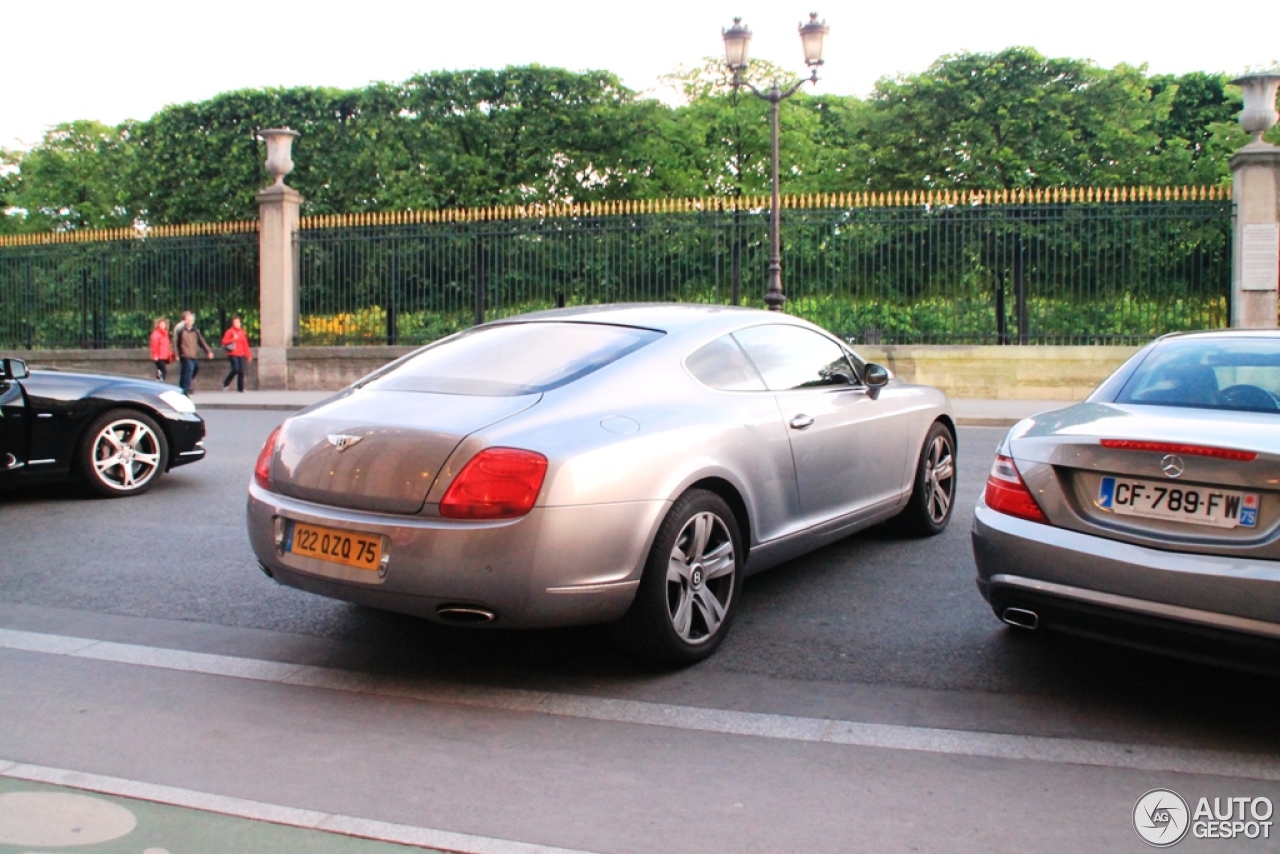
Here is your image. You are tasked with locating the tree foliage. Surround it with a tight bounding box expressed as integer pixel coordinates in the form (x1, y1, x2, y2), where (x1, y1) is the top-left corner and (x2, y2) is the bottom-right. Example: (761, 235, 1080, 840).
(0, 53, 1270, 233)
(3, 121, 136, 231)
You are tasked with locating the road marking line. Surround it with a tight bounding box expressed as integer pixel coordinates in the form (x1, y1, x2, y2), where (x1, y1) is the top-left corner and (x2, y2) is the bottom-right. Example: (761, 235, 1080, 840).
(0, 760, 597, 854)
(3, 627, 1279, 782)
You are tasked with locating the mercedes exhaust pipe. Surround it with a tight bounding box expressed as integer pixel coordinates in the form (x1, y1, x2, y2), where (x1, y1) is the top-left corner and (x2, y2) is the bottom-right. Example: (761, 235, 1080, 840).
(1001, 607, 1039, 631)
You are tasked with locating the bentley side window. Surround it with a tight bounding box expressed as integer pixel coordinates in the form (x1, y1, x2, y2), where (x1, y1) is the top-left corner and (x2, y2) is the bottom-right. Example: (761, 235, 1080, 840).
(684, 335, 767, 391)
(732, 326, 858, 392)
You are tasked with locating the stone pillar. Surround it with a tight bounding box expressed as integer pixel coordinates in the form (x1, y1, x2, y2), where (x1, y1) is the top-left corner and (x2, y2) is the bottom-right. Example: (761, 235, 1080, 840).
(1229, 74, 1280, 329)
(255, 129, 303, 389)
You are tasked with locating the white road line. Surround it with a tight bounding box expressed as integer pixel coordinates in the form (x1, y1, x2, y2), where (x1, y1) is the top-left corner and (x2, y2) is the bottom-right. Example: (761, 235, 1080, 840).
(0, 760, 598, 854)
(3, 627, 1279, 782)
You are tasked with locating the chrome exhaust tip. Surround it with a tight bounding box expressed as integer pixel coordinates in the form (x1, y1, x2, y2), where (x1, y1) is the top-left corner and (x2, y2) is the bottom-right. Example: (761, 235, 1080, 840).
(436, 605, 497, 624)
(1001, 607, 1039, 631)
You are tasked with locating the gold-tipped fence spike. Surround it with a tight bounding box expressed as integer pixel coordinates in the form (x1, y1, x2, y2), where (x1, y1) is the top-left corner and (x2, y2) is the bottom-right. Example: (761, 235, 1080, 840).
(0, 185, 1236, 250)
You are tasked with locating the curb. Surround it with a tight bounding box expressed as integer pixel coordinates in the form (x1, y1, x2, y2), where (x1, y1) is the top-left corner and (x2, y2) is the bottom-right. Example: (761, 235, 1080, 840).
(955, 418, 1022, 428)
(195, 402, 309, 411)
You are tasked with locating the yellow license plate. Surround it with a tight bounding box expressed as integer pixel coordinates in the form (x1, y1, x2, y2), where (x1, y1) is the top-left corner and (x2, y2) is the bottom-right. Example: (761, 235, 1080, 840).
(288, 522, 382, 571)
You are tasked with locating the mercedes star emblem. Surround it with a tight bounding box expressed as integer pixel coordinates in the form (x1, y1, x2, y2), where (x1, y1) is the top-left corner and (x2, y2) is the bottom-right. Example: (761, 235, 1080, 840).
(1159, 454, 1185, 478)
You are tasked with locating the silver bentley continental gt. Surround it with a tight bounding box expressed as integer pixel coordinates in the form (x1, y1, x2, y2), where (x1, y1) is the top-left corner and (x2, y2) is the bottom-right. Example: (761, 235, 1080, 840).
(248, 304, 956, 663)
(973, 330, 1280, 665)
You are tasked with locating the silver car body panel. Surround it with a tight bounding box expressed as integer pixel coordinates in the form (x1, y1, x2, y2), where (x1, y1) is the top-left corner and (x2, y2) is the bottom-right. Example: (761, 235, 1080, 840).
(250, 305, 953, 626)
(1003, 404, 1280, 559)
(273, 389, 540, 514)
(249, 483, 660, 627)
(987, 573, 1280, 641)
(974, 502, 1280, 637)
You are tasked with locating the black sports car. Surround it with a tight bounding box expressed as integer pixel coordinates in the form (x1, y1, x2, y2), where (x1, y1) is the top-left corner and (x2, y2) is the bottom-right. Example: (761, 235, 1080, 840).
(1, 357, 205, 497)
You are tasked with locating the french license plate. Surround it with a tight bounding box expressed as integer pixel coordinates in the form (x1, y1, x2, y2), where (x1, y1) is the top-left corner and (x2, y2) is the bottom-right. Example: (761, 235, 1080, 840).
(1098, 477, 1259, 529)
(287, 522, 382, 570)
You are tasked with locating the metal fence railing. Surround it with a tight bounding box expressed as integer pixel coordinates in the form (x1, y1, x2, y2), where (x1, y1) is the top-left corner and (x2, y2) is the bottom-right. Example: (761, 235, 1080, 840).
(0, 188, 1233, 350)
(296, 190, 1233, 346)
(0, 225, 259, 350)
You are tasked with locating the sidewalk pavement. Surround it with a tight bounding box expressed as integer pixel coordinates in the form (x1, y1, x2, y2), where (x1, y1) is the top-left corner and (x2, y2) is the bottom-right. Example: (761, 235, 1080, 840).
(0, 776, 436, 853)
(192, 390, 1076, 427)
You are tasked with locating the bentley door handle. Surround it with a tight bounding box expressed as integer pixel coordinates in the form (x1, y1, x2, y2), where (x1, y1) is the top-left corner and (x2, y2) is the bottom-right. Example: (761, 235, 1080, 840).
(789, 414, 815, 430)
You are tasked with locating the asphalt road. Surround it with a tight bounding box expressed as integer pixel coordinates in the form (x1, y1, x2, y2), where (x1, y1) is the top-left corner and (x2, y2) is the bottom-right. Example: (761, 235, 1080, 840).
(4, 410, 1279, 741)
(3, 410, 1279, 852)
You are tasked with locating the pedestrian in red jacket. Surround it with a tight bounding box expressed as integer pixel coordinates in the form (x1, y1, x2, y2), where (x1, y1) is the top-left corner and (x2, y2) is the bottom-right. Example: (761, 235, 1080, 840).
(149, 317, 174, 382)
(220, 315, 253, 392)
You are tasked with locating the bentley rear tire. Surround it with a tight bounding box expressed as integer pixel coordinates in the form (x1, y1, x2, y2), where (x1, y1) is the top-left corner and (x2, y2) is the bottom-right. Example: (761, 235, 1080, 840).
(610, 489, 744, 666)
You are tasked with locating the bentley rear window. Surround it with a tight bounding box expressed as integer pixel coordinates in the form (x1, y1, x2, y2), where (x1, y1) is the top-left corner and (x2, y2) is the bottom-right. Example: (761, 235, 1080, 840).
(1116, 338, 1280, 414)
(363, 322, 662, 396)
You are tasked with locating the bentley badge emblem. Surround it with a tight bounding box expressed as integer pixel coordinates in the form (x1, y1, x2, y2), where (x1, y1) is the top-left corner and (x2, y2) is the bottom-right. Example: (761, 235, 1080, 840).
(327, 434, 363, 452)
(1159, 454, 1184, 478)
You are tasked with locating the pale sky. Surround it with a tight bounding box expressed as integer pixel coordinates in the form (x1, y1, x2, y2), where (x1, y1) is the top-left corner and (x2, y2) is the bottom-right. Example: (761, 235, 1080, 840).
(4, 0, 1275, 151)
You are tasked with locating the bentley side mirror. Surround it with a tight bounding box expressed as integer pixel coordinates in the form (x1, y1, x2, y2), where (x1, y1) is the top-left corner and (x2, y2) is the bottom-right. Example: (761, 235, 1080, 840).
(864, 363, 890, 398)
(1, 358, 29, 381)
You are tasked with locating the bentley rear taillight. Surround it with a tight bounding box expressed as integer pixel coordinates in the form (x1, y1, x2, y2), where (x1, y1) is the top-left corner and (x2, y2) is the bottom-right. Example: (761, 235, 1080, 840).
(254, 426, 282, 490)
(984, 454, 1048, 524)
(440, 448, 548, 520)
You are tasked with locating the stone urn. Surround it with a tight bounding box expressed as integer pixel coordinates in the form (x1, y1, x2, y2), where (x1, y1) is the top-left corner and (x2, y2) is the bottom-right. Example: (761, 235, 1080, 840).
(1232, 74, 1280, 145)
(260, 128, 301, 186)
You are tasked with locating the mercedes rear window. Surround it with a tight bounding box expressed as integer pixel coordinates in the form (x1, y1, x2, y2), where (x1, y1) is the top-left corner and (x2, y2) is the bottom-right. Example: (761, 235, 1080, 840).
(363, 322, 663, 396)
(1115, 338, 1280, 414)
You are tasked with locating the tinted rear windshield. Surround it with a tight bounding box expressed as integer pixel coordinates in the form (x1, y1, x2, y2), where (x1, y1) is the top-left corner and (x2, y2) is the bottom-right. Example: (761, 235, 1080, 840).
(1115, 338, 1280, 414)
(363, 322, 662, 396)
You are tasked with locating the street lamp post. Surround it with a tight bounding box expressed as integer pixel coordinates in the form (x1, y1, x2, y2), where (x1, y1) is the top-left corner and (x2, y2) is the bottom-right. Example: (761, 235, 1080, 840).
(723, 13, 829, 311)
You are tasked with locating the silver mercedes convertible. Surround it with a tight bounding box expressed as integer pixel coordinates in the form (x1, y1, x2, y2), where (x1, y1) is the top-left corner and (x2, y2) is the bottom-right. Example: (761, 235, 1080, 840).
(974, 330, 1280, 665)
(248, 304, 956, 663)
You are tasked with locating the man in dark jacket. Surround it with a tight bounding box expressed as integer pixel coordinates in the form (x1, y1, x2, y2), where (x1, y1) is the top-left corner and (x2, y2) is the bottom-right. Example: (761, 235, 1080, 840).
(173, 311, 214, 395)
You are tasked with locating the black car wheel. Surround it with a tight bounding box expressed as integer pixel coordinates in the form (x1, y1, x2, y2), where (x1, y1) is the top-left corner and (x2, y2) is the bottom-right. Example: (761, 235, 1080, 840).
(611, 489, 744, 666)
(79, 409, 169, 497)
(892, 421, 956, 536)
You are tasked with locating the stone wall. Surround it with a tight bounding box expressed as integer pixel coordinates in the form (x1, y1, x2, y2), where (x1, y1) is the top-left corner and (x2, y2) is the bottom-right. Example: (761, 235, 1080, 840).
(9, 349, 260, 392)
(8, 344, 1141, 400)
(858, 345, 1140, 400)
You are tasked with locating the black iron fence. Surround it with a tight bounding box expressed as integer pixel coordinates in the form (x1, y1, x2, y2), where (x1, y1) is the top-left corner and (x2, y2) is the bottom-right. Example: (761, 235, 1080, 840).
(297, 189, 1233, 346)
(0, 225, 259, 350)
(0, 189, 1233, 350)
